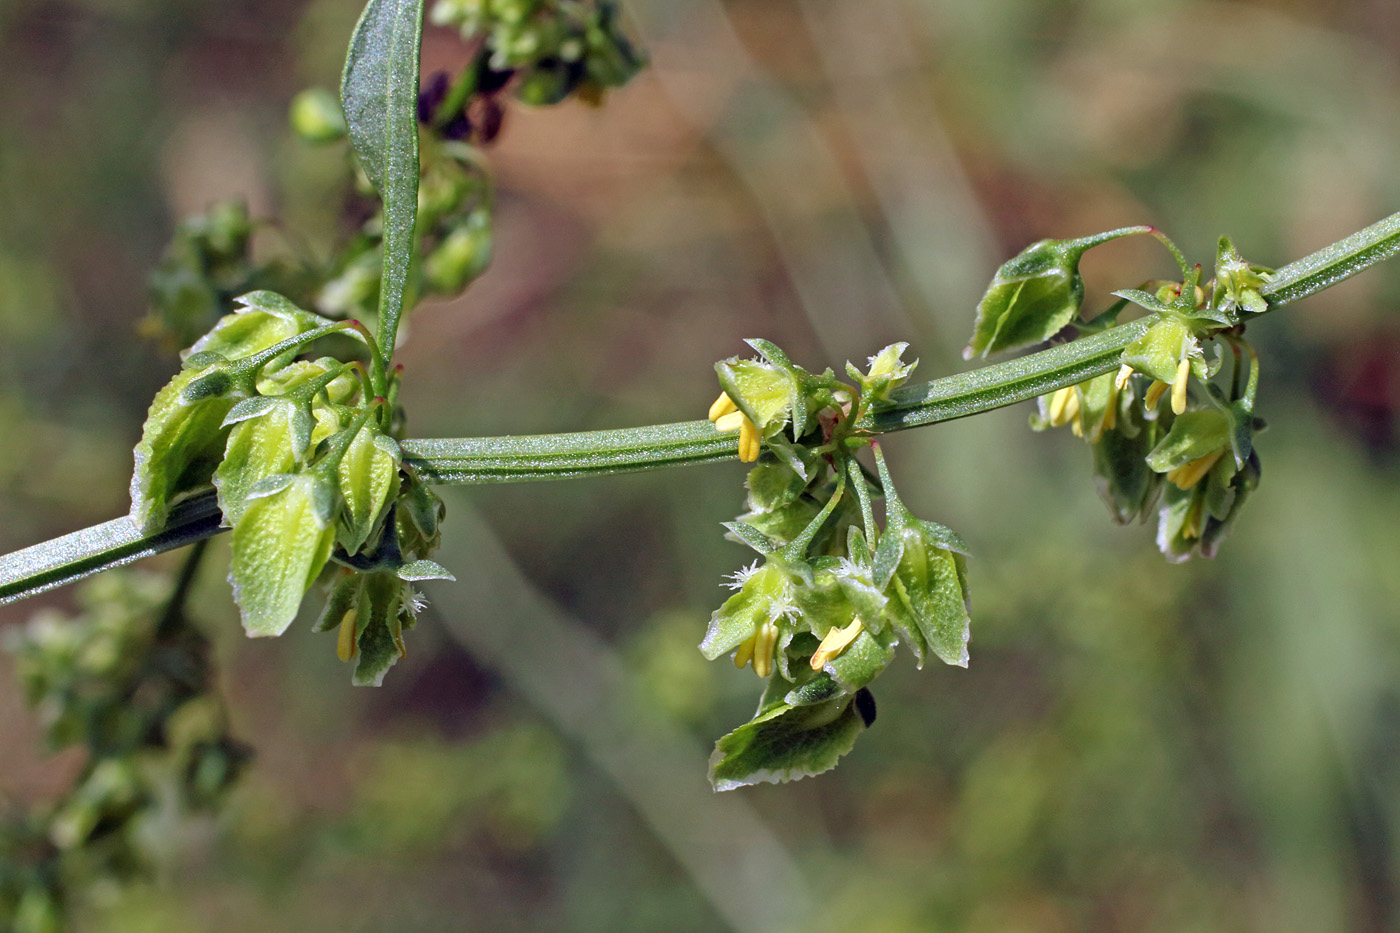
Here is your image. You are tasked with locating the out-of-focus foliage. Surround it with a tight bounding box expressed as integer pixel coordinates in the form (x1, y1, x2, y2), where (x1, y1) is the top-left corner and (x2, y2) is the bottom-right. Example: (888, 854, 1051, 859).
(1, 0, 1399, 931)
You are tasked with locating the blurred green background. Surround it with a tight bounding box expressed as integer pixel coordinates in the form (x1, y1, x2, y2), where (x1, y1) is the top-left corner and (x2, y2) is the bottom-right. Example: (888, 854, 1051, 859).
(2, 0, 1400, 929)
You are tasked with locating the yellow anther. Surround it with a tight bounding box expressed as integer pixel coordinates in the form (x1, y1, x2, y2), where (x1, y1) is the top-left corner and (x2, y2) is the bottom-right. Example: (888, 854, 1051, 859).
(752, 621, 779, 677)
(1181, 496, 1205, 540)
(810, 618, 864, 670)
(1047, 386, 1079, 427)
(1165, 448, 1224, 490)
(336, 611, 358, 662)
(1115, 364, 1134, 391)
(714, 410, 745, 432)
(1101, 385, 1118, 433)
(733, 634, 756, 670)
(738, 416, 762, 463)
(1144, 380, 1168, 409)
(709, 391, 739, 422)
(1171, 357, 1191, 414)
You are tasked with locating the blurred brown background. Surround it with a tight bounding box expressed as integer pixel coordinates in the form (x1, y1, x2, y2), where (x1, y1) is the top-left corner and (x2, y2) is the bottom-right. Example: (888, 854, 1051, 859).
(2, 0, 1400, 929)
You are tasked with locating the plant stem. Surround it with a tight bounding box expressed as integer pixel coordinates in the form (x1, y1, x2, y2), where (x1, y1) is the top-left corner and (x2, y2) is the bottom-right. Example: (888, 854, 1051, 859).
(1259, 210, 1400, 306)
(3, 211, 1398, 606)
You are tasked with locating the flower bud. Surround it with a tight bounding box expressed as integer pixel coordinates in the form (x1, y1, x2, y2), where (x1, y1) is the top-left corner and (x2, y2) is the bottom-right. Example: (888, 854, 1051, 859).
(289, 87, 348, 144)
(424, 210, 493, 294)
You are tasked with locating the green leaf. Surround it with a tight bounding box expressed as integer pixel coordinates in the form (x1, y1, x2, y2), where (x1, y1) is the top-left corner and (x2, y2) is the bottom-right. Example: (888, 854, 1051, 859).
(965, 229, 1152, 358)
(709, 694, 866, 791)
(229, 474, 337, 637)
(341, 0, 425, 360)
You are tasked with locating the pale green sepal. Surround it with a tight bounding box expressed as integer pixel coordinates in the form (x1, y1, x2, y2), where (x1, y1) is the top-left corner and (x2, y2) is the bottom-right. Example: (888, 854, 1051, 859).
(849, 343, 917, 406)
(1145, 410, 1231, 473)
(215, 403, 307, 526)
(745, 459, 810, 513)
(223, 396, 281, 426)
(716, 358, 792, 435)
(396, 559, 455, 582)
(699, 562, 791, 660)
(721, 521, 779, 555)
(313, 571, 362, 633)
(887, 524, 971, 668)
(186, 291, 331, 363)
(822, 627, 896, 692)
(785, 671, 845, 707)
(1121, 317, 1192, 384)
(352, 572, 407, 686)
(229, 474, 337, 637)
(337, 424, 401, 554)
(708, 694, 865, 791)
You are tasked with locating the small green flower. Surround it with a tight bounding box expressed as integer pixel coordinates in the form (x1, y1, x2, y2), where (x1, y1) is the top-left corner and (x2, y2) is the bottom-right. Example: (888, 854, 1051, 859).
(1212, 236, 1270, 317)
(700, 560, 801, 678)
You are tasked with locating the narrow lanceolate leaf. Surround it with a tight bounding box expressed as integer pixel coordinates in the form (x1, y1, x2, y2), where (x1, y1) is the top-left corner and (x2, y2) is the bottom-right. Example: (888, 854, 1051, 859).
(341, 0, 425, 360)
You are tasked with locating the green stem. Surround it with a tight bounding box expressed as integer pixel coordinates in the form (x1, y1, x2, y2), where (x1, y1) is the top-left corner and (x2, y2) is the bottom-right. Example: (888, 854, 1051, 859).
(1259, 210, 1400, 306)
(4, 211, 1398, 607)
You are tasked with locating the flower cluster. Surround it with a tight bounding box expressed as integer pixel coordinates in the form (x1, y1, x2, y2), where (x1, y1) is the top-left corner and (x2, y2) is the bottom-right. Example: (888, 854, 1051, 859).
(985, 232, 1269, 561)
(429, 0, 644, 109)
(129, 291, 453, 683)
(0, 572, 247, 929)
(702, 341, 971, 789)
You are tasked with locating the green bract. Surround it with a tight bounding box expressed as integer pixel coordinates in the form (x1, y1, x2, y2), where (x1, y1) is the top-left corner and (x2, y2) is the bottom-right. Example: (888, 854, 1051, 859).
(229, 473, 337, 637)
(129, 353, 245, 532)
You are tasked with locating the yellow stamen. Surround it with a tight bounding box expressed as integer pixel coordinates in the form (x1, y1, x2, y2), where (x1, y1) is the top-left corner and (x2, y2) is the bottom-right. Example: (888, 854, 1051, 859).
(752, 622, 779, 677)
(708, 391, 738, 422)
(1171, 357, 1191, 414)
(738, 416, 762, 462)
(811, 618, 864, 670)
(1047, 386, 1079, 427)
(1166, 449, 1224, 490)
(1115, 364, 1134, 391)
(733, 634, 756, 670)
(1145, 380, 1168, 409)
(714, 410, 745, 432)
(1101, 384, 1118, 432)
(336, 612, 358, 662)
